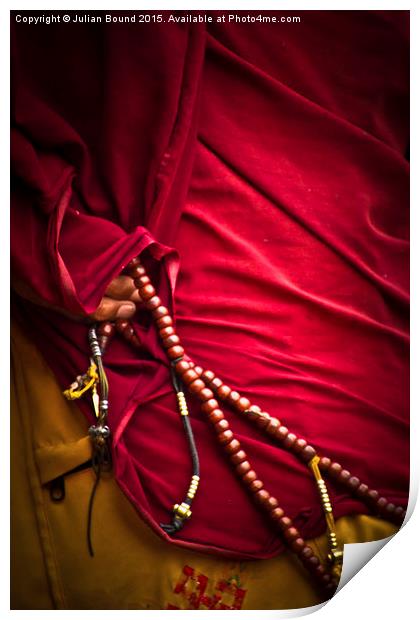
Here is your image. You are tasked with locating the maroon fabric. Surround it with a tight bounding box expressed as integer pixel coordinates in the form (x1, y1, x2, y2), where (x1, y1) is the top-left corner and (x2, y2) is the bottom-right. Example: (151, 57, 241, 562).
(11, 11, 409, 559)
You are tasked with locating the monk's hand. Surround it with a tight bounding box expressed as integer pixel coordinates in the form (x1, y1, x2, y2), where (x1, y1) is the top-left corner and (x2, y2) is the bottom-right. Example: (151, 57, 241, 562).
(13, 274, 141, 322)
(89, 275, 141, 321)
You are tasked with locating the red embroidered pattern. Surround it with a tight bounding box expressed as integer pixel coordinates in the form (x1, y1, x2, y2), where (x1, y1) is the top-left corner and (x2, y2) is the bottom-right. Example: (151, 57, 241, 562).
(167, 564, 247, 610)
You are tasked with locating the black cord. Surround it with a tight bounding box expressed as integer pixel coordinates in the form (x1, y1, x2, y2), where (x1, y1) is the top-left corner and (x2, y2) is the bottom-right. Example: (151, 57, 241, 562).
(161, 367, 200, 535)
(182, 415, 200, 479)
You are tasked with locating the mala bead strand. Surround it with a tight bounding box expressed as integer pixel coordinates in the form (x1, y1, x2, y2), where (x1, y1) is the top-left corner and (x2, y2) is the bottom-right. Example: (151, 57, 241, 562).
(126, 259, 185, 361)
(196, 364, 406, 527)
(318, 457, 406, 526)
(197, 366, 317, 463)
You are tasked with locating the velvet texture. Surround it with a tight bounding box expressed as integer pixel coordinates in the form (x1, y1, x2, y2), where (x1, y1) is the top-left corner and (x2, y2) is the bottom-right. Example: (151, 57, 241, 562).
(11, 11, 409, 559)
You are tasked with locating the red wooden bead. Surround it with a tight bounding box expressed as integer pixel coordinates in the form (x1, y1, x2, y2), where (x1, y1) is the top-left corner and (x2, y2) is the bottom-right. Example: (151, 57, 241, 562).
(242, 470, 258, 484)
(329, 462, 342, 477)
(116, 318, 129, 331)
(339, 470, 351, 483)
(255, 489, 270, 506)
(300, 445, 317, 462)
(306, 555, 320, 568)
(283, 433, 297, 448)
(279, 517, 292, 530)
(284, 527, 299, 541)
(202, 370, 216, 382)
(218, 430, 234, 445)
(244, 408, 260, 421)
(133, 275, 150, 288)
(198, 388, 214, 402)
(276, 426, 289, 440)
(367, 489, 379, 502)
(216, 385, 231, 399)
(266, 496, 279, 510)
(319, 457, 331, 471)
(156, 315, 173, 329)
(167, 345, 185, 360)
(175, 360, 191, 374)
(394, 506, 405, 518)
(224, 439, 241, 455)
(255, 413, 270, 429)
(356, 483, 369, 497)
(138, 283, 155, 300)
(236, 396, 251, 412)
(123, 324, 134, 339)
(347, 476, 360, 490)
(159, 326, 175, 339)
(182, 369, 199, 385)
(98, 322, 115, 337)
(202, 399, 219, 414)
(300, 546, 314, 559)
(126, 256, 142, 270)
(208, 409, 224, 423)
(194, 366, 204, 376)
(214, 419, 229, 433)
(210, 377, 223, 389)
(189, 379, 206, 394)
(229, 390, 241, 403)
(145, 295, 161, 310)
(266, 418, 281, 435)
(236, 461, 251, 476)
(384, 503, 396, 514)
(293, 438, 307, 453)
(230, 450, 247, 466)
(291, 537, 306, 553)
(152, 306, 169, 319)
(128, 264, 146, 279)
(377, 497, 388, 510)
(270, 507, 285, 521)
(162, 334, 181, 349)
(249, 479, 264, 493)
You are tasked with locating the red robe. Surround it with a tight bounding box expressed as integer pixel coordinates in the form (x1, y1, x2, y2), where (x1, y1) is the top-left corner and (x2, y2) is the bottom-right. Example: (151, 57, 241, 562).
(11, 10, 409, 559)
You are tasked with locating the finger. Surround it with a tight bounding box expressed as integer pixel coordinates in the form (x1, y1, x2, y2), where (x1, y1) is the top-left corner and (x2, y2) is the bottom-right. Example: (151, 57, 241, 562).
(89, 296, 137, 321)
(105, 275, 140, 302)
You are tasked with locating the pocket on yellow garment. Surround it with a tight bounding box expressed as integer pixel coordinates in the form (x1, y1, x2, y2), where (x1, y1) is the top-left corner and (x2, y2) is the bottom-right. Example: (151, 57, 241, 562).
(35, 436, 93, 492)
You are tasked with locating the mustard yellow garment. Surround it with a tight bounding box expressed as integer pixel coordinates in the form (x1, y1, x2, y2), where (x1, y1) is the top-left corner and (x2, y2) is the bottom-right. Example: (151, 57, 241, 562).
(11, 322, 398, 610)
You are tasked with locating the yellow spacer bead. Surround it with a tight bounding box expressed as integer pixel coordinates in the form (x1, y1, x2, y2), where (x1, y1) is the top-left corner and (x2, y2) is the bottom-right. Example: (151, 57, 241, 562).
(173, 502, 192, 520)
